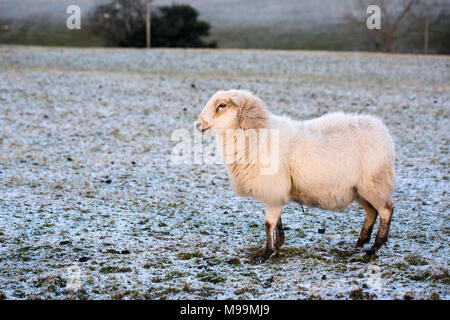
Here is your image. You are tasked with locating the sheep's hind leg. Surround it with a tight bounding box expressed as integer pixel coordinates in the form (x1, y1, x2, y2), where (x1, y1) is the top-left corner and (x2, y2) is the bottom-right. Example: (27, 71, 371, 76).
(260, 205, 282, 263)
(275, 217, 285, 249)
(356, 198, 378, 247)
(367, 201, 394, 255)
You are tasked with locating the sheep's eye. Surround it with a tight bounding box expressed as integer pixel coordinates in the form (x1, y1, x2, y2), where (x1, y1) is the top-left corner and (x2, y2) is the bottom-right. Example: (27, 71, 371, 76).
(216, 103, 227, 112)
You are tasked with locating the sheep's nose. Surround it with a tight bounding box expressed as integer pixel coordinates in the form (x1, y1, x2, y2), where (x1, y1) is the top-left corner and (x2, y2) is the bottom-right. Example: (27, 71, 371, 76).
(195, 121, 202, 132)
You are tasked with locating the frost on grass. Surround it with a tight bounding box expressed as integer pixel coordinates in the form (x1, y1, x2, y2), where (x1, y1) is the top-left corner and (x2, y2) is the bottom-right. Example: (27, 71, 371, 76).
(0, 46, 448, 299)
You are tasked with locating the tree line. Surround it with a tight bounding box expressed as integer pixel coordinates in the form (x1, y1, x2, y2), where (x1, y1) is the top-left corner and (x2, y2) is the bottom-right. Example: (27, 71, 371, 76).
(88, 0, 216, 48)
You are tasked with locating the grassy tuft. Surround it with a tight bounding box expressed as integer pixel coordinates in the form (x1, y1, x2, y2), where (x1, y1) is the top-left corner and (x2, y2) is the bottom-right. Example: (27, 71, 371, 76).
(177, 251, 203, 260)
(99, 266, 132, 274)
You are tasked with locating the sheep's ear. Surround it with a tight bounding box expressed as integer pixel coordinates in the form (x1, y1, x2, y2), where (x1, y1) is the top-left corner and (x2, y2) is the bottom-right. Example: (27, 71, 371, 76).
(229, 95, 245, 108)
(238, 95, 268, 130)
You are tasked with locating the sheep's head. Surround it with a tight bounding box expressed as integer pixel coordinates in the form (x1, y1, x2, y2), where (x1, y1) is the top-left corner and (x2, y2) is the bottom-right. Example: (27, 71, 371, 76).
(197, 90, 269, 134)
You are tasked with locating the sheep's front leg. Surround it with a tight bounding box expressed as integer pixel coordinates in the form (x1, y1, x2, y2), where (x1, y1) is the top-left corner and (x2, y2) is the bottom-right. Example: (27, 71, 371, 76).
(260, 205, 282, 263)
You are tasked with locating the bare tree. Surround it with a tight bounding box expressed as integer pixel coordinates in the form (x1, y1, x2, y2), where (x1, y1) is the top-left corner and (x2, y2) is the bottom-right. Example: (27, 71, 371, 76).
(346, 0, 447, 53)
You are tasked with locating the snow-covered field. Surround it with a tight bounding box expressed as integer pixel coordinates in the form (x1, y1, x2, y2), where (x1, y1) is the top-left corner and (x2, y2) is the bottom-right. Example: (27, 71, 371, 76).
(0, 46, 448, 300)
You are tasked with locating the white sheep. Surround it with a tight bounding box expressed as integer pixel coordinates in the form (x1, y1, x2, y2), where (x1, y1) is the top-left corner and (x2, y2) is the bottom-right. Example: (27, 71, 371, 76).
(197, 90, 395, 262)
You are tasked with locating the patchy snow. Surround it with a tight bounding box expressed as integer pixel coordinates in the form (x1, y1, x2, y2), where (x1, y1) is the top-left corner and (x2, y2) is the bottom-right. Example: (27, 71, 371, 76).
(0, 46, 448, 299)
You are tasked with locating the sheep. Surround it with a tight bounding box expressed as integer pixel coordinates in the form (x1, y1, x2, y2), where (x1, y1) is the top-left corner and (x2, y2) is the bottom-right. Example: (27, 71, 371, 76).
(197, 90, 395, 262)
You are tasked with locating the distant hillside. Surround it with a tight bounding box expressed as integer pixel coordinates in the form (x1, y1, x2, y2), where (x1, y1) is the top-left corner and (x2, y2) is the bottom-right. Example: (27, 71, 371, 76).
(0, 0, 104, 19)
(0, 0, 448, 52)
(0, 0, 107, 46)
(156, 0, 353, 50)
(155, 0, 449, 52)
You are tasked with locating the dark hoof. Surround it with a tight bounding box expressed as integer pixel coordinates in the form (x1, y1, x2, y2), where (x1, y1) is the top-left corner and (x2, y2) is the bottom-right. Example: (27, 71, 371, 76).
(369, 239, 387, 253)
(259, 249, 275, 263)
(356, 238, 369, 248)
(365, 248, 376, 255)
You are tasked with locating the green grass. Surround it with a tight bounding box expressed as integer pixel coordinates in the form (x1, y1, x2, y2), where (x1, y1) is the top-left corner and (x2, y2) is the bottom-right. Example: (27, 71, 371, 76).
(208, 24, 357, 50)
(2, 17, 448, 53)
(226, 257, 241, 266)
(99, 266, 132, 274)
(196, 271, 226, 284)
(177, 251, 203, 260)
(0, 20, 105, 47)
(404, 254, 428, 266)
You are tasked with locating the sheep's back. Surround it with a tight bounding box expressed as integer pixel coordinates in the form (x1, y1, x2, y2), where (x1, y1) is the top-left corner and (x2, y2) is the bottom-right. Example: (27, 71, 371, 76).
(287, 112, 395, 208)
